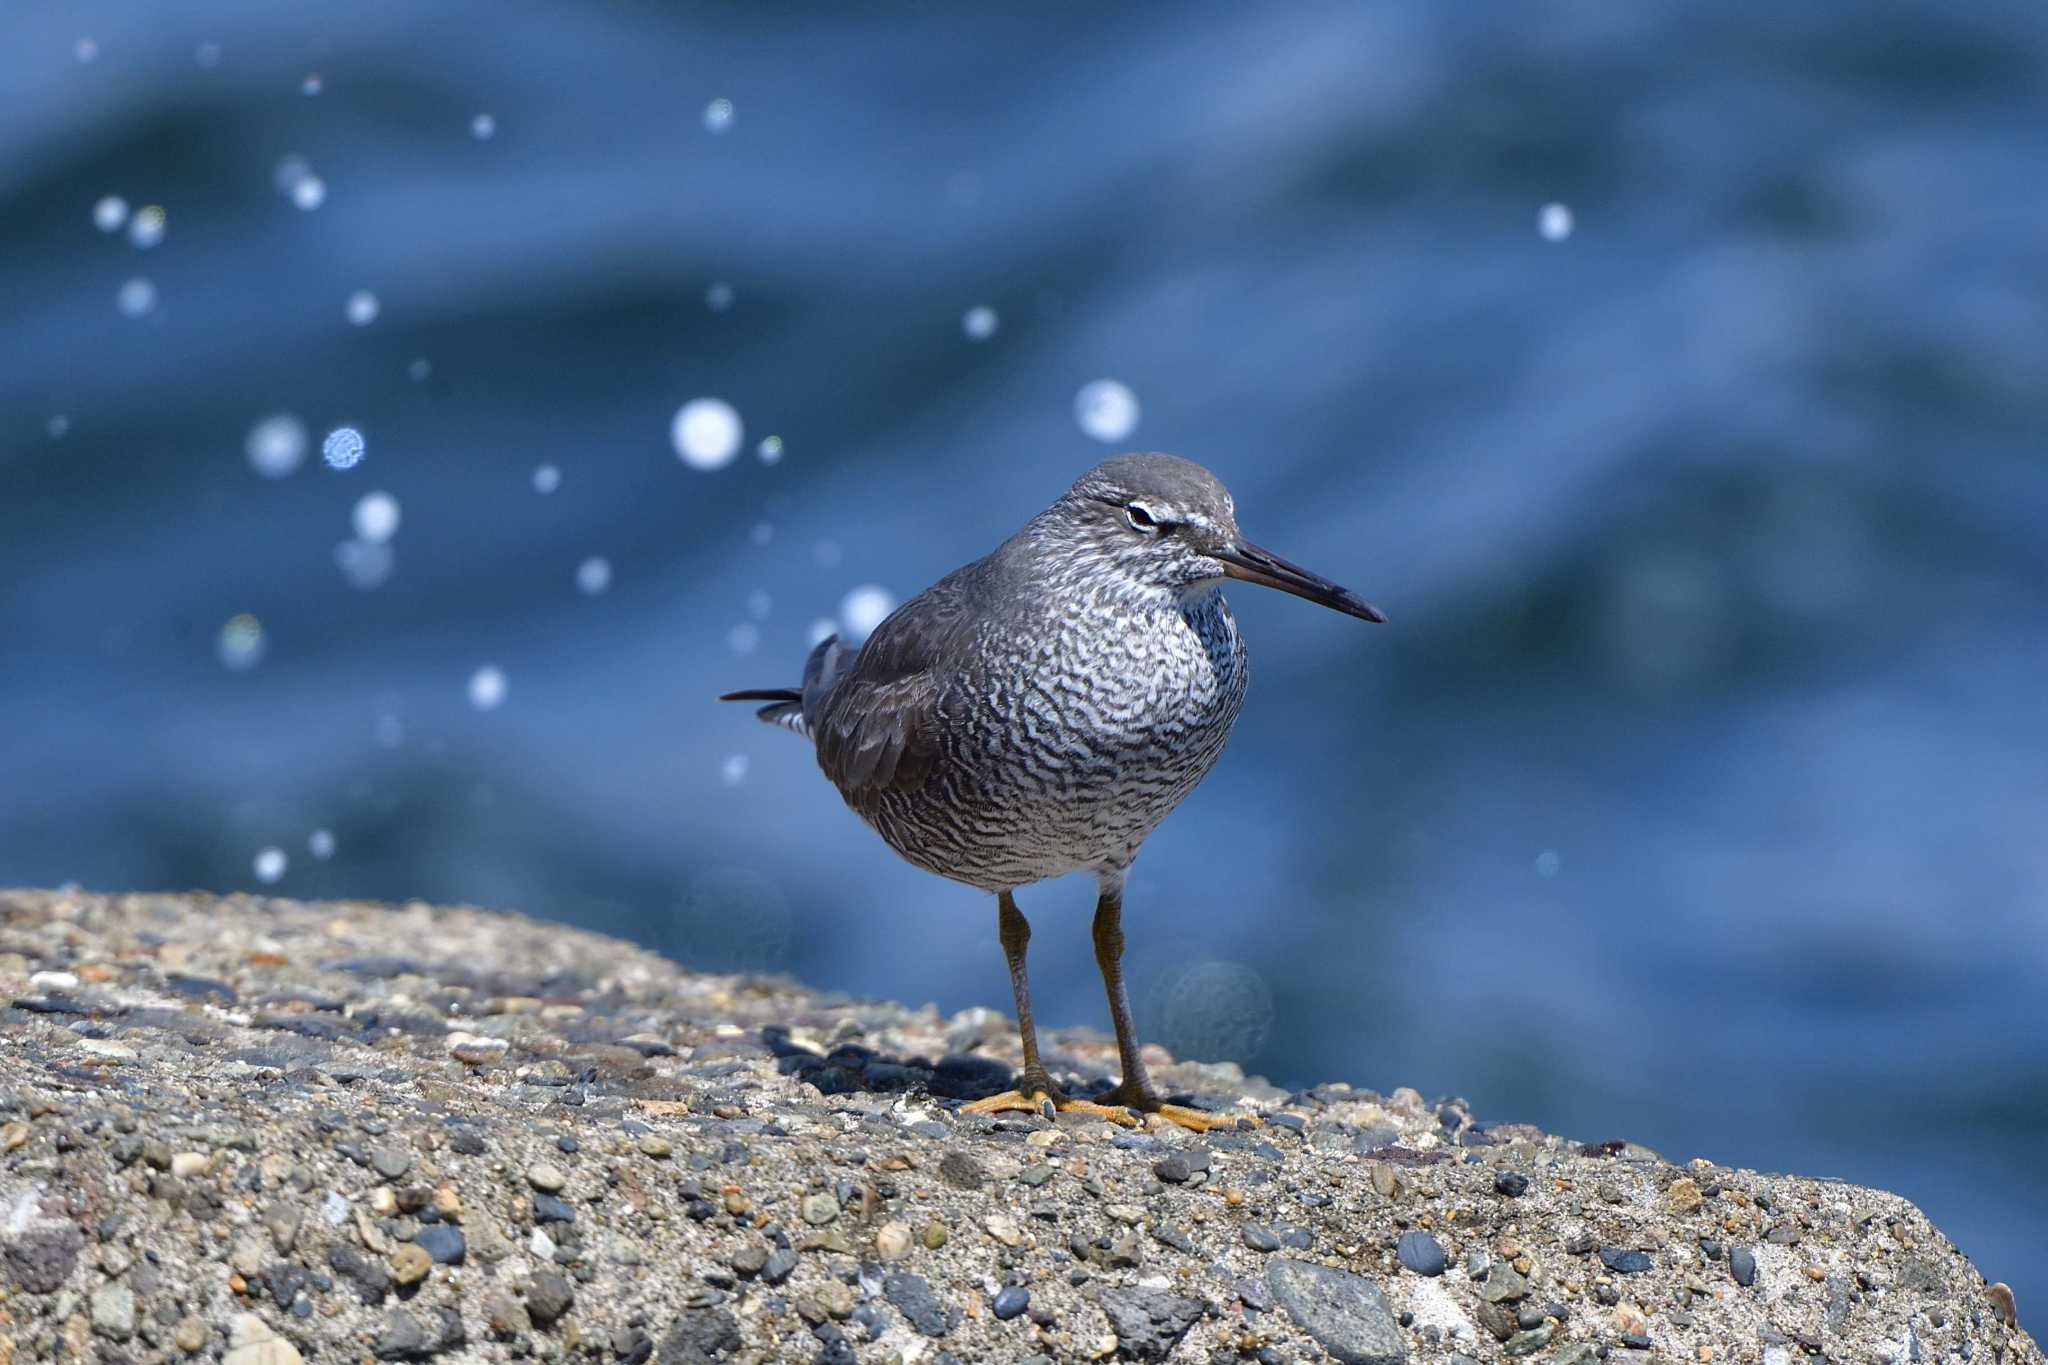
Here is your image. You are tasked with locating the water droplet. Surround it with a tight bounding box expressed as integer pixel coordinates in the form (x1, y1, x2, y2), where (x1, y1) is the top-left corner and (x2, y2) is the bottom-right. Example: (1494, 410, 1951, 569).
(748, 522, 775, 547)
(127, 204, 165, 249)
(218, 613, 266, 671)
(308, 829, 336, 860)
(117, 277, 156, 317)
(246, 414, 308, 478)
(353, 491, 400, 543)
(532, 463, 561, 494)
(253, 847, 287, 884)
(92, 196, 128, 232)
(194, 41, 221, 68)
(840, 585, 896, 642)
(1538, 202, 1574, 242)
(962, 306, 998, 341)
(344, 290, 379, 326)
(727, 623, 760, 656)
(1534, 850, 1562, 879)
(374, 713, 404, 748)
(333, 538, 395, 590)
(746, 589, 772, 620)
(1074, 380, 1140, 443)
(468, 665, 507, 711)
(407, 357, 432, 382)
(75, 37, 98, 63)
(720, 754, 750, 787)
(46, 415, 70, 438)
(703, 98, 734, 133)
(671, 398, 743, 470)
(322, 426, 365, 470)
(756, 435, 783, 465)
(274, 155, 310, 194)
(811, 540, 842, 570)
(576, 556, 612, 595)
(291, 176, 327, 211)
(705, 281, 735, 312)
(806, 617, 836, 646)
(301, 72, 322, 96)
(470, 112, 496, 141)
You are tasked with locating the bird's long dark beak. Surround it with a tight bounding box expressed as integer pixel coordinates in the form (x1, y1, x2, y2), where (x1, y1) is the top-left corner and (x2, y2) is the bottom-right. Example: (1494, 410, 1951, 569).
(1217, 541, 1386, 623)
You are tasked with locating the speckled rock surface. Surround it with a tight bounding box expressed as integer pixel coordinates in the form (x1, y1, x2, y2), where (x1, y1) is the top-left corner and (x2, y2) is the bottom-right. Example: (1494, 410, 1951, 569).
(0, 888, 2036, 1365)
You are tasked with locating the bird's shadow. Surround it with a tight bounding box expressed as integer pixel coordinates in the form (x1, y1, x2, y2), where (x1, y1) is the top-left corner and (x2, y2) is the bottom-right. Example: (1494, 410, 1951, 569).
(761, 1025, 1203, 1110)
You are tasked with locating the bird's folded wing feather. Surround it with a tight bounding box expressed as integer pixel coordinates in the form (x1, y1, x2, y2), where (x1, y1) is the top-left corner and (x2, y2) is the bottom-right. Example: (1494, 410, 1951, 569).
(817, 670, 941, 794)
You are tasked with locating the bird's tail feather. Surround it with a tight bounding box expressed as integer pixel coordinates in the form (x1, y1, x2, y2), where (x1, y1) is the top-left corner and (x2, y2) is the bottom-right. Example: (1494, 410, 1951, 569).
(719, 634, 852, 740)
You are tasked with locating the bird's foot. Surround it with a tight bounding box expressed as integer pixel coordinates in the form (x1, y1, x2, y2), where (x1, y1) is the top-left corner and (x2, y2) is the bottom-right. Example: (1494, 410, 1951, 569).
(961, 1071, 1144, 1127)
(1091, 1081, 1242, 1133)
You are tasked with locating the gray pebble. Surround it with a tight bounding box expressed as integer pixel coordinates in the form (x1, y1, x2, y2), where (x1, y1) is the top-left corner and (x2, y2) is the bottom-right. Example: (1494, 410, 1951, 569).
(1599, 1246, 1653, 1275)
(1265, 1258, 1406, 1365)
(1731, 1246, 1758, 1287)
(992, 1285, 1030, 1320)
(884, 1271, 956, 1337)
(1242, 1223, 1281, 1253)
(371, 1145, 413, 1181)
(526, 1269, 575, 1325)
(413, 1224, 466, 1264)
(1396, 1229, 1447, 1276)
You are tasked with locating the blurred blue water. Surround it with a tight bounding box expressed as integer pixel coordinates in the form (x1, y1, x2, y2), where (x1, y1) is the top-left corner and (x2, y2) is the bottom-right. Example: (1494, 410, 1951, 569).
(4, 0, 2045, 1304)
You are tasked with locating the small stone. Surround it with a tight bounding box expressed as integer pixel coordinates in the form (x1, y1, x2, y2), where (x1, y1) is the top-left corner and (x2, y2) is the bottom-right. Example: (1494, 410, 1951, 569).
(1265, 1259, 1406, 1365)
(526, 1162, 566, 1193)
(1503, 1321, 1556, 1356)
(762, 1248, 798, 1284)
(390, 1243, 432, 1286)
(483, 1289, 531, 1337)
(174, 1315, 211, 1353)
(922, 1219, 948, 1250)
(414, 1224, 466, 1264)
(533, 1194, 575, 1223)
(1667, 1177, 1702, 1213)
(801, 1192, 840, 1225)
(638, 1134, 672, 1158)
(264, 1202, 303, 1252)
(876, 1222, 912, 1259)
(371, 1146, 413, 1181)
(170, 1151, 209, 1179)
(1493, 1170, 1529, 1197)
(939, 1151, 986, 1189)
(1730, 1247, 1758, 1287)
(527, 1269, 575, 1326)
(1396, 1229, 1447, 1276)
(1098, 1286, 1205, 1363)
(1154, 1154, 1193, 1184)
(1476, 1300, 1518, 1342)
(1243, 1223, 1281, 1253)
(1479, 1261, 1530, 1304)
(984, 1214, 1022, 1247)
(223, 1321, 303, 1365)
(884, 1271, 956, 1337)
(1600, 1247, 1653, 1275)
(993, 1286, 1031, 1321)
(90, 1283, 137, 1340)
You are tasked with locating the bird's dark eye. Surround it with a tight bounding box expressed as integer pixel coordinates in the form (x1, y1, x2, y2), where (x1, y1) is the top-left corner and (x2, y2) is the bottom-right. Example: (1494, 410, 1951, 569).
(1123, 503, 1161, 533)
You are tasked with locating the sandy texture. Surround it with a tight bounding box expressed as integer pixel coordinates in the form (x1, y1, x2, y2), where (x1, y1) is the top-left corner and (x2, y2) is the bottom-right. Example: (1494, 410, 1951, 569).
(0, 888, 2034, 1365)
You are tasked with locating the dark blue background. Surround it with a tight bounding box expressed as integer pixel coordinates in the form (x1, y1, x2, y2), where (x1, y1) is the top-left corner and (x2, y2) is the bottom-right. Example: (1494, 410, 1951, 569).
(5, 2, 2045, 1305)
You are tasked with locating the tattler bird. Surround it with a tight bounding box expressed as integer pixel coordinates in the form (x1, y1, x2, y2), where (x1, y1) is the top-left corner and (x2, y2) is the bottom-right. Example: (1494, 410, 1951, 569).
(722, 453, 1383, 1130)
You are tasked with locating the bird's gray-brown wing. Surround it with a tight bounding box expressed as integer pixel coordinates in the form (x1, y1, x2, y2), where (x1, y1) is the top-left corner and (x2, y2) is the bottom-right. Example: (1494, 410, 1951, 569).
(810, 566, 980, 800)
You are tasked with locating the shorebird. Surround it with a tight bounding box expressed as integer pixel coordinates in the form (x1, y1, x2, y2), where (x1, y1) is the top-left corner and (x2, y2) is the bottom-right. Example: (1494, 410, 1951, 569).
(722, 453, 1383, 1129)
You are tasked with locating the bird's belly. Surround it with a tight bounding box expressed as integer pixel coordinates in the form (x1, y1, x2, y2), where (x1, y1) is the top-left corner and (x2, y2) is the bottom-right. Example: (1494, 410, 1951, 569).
(862, 598, 1247, 890)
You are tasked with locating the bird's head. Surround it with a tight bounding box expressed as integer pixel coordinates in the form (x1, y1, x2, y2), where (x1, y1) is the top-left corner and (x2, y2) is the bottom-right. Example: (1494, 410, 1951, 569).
(1047, 452, 1386, 623)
